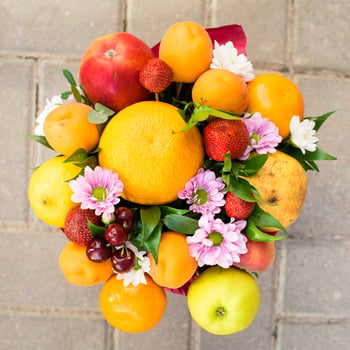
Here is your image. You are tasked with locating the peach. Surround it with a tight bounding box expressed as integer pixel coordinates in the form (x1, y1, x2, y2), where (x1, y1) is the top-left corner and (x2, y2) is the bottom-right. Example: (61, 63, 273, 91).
(233, 238, 275, 273)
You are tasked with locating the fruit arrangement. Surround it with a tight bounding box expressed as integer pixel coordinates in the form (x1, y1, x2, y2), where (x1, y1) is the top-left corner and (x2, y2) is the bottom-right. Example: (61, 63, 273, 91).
(28, 21, 336, 335)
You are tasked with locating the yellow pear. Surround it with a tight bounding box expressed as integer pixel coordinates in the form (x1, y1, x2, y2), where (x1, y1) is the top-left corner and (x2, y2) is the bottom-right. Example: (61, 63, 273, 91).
(245, 150, 308, 231)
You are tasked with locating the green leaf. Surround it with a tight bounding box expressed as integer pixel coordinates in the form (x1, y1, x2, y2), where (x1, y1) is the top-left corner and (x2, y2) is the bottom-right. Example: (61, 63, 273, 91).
(245, 219, 286, 242)
(305, 110, 337, 132)
(140, 206, 161, 242)
(301, 148, 337, 161)
(163, 214, 199, 235)
(238, 154, 268, 177)
(27, 135, 54, 150)
(63, 148, 89, 164)
(62, 69, 77, 86)
(248, 205, 287, 234)
(61, 91, 72, 100)
(160, 206, 190, 216)
(87, 219, 106, 238)
(87, 104, 115, 124)
(143, 222, 162, 264)
(95, 103, 115, 116)
(71, 85, 82, 103)
(224, 176, 262, 203)
(222, 152, 232, 173)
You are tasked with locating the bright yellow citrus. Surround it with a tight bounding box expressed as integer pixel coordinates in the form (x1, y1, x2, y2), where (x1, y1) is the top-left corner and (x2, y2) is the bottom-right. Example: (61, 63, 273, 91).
(28, 156, 81, 228)
(59, 241, 113, 286)
(100, 274, 167, 333)
(247, 73, 304, 139)
(159, 21, 213, 83)
(98, 101, 204, 205)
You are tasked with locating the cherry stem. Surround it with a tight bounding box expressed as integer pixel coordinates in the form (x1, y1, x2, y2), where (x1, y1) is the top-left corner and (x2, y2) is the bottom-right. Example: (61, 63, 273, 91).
(176, 82, 183, 100)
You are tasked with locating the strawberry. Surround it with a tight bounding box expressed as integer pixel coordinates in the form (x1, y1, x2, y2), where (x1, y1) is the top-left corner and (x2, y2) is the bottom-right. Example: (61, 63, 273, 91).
(225, 191, 255, 220)
(139, 58, 173, 93)
(63, 207, 102, 246)
(203, 119, 249, 161)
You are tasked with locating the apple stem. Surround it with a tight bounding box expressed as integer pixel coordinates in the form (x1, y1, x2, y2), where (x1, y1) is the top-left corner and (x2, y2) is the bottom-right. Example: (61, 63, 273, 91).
(216, 306, 226, 318)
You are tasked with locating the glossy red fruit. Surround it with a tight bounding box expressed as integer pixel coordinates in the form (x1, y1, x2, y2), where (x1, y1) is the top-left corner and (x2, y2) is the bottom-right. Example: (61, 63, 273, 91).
(86, 237, 113, 262)
(105, 223, 128, 247)
(64, 207, 101, 246)
(111, 247, 136, 272)
(225, 191, 255, 220)
(115, 207, 135, 232)
(203, 119, 249, 160)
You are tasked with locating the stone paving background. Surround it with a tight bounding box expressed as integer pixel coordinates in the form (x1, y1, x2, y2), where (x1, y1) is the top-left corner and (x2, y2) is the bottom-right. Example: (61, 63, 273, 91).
(0, 0, 349, 349)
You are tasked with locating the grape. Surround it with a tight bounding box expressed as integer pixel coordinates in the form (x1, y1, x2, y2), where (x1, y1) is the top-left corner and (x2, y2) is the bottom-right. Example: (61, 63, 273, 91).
(111, 247, 136, 272)
(86, 237, 113, 262)
(115, 207, 135, 232)
(105, 223, 128, 246)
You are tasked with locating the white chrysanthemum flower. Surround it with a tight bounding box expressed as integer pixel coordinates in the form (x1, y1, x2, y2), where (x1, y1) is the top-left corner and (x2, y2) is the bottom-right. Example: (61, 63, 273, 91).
(116, 242, 151, 287)
(210, 40, 255, 82)
(289, 115, 319, 154)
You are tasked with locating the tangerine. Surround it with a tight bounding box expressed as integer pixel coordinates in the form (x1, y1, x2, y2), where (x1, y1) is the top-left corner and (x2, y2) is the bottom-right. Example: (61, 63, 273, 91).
(247, 73, 304, 139)
(99, 274, 167, 333)
(98, 101, 204, 205)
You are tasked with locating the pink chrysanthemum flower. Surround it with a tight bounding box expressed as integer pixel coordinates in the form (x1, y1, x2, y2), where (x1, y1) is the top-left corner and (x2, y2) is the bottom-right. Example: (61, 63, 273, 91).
(69, 166, 123, 216)
(178, 168, 226, 215)
(187, 215, 248, 268)
(239, 112, 282, 160)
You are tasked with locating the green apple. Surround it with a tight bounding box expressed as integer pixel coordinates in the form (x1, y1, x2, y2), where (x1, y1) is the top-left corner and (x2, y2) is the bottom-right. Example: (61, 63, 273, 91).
(187, 266, 260, 335)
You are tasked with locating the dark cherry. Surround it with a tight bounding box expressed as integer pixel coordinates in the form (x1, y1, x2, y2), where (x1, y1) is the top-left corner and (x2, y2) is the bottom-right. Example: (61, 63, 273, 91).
(115, 207, 135, 232)
(105, 223, 128, 247)
(86, 237, 113, 262)
(111, 247, 136, 273)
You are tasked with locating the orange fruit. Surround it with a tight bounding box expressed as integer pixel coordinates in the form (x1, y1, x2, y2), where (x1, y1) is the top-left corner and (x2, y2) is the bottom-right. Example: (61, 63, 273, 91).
(58, 241, 113, 286)
(192, 69, 249, 114)
(148, 231, 198, 289)
(99, 274, 167, 333)
(98, 101, 204, 205)
(159, 21, 213, 83)
(44, 102, 99, 156)
(28, 156, 81, 228)
(247, 73, 304, 139)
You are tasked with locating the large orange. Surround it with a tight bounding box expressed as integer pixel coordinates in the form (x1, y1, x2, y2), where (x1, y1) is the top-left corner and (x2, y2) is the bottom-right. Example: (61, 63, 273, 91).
(192, 69, 249, 114)
(247, 73, 304, 139)
(148, 231, 198, 289)
(58, 241, 113, 286)
(99, 274, 167, 333)
(159, 21, 213, 83)
(44, 102, 99, 156)
(98, 101, 204, 205)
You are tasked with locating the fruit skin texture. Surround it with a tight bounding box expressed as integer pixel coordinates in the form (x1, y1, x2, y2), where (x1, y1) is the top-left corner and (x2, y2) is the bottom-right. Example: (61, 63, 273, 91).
(225, 191, 255, 220)
(187, 266, 260, 335)
(247, 73, 304, 139)
(245, 150, 308, 231)
(59, 241, 113, 286)
(98, 101, 204, 205)
(233, 238, 275, 273)
(192, 69, 249, 114)
(203, 119, 249, 161)
(100, 274, 167, 333)
(148, 231, 198, 289)
(43, 102, 99, 157)
(79, 32, 154, 112)
(63, 207, 102, 246)
(159, 21, 213, 83)
(139, 58, 173, 93)
(28, 156, 81, 228)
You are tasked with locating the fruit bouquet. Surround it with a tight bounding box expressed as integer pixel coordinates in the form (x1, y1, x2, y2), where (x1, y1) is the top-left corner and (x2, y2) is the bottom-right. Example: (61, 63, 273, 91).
(28, 21, 336, 335)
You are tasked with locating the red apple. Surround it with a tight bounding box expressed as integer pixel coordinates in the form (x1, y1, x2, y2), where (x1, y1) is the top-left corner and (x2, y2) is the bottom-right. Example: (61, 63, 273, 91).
(79, 32, 154, 112)
(233, 238, 275, 273)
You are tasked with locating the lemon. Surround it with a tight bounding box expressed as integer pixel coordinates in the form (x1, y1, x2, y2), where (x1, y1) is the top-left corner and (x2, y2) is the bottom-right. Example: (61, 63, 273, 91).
(28, 156, 81, 228)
